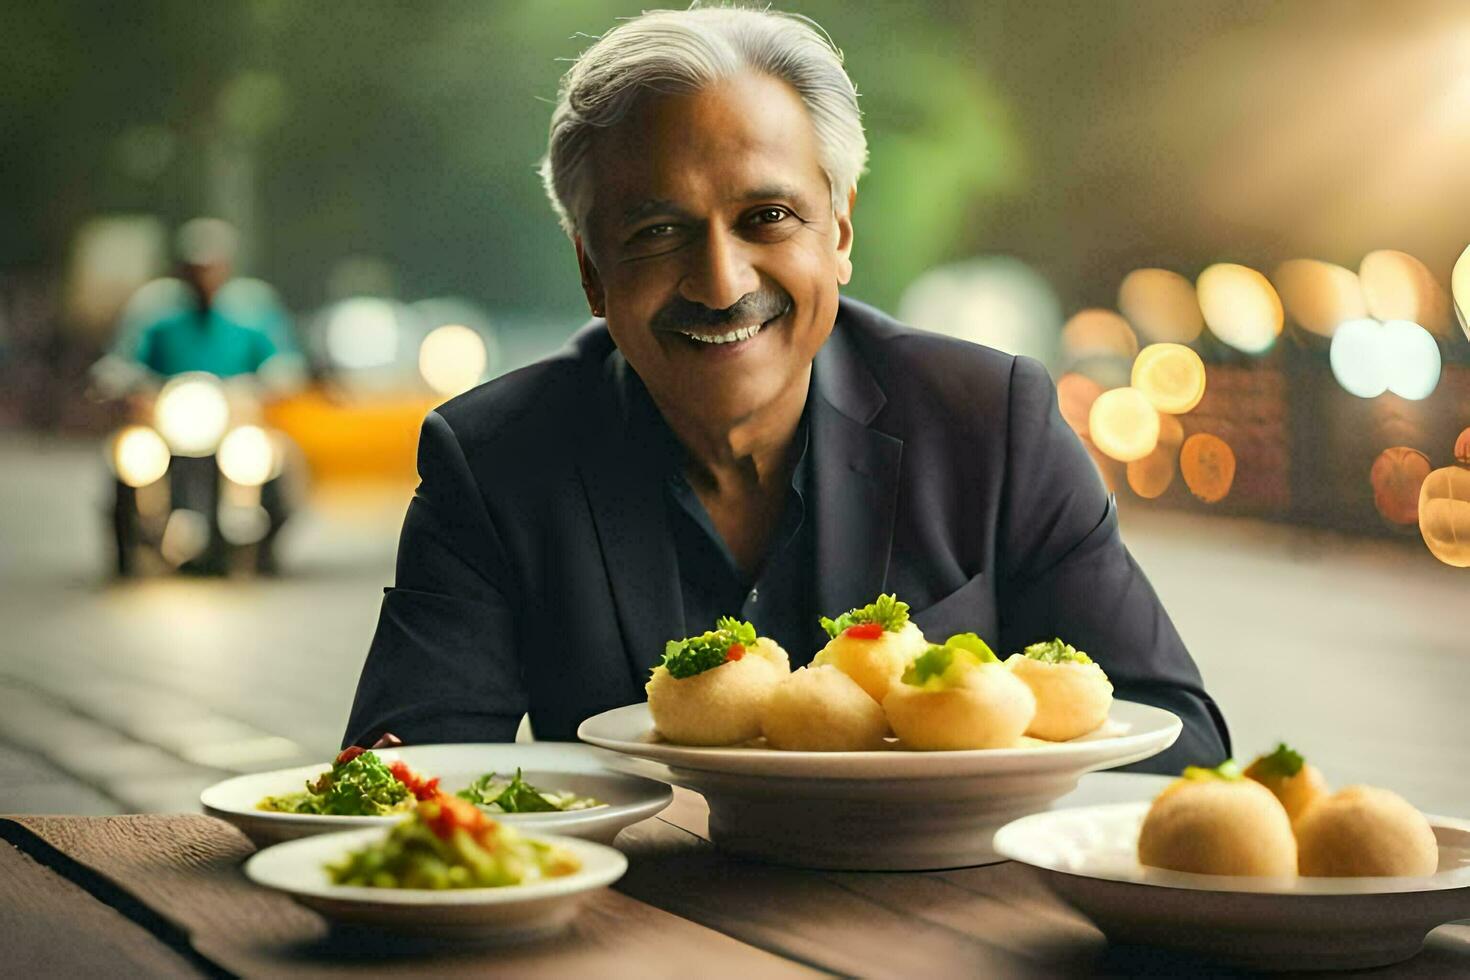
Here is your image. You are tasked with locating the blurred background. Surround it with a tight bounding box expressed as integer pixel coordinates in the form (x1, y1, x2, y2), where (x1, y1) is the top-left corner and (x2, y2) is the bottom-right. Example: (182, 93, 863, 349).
(1, 1, 1466, 817)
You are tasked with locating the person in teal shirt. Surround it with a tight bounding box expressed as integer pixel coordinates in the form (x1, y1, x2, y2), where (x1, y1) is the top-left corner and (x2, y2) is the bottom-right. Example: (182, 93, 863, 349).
(97, 218, 304, 390)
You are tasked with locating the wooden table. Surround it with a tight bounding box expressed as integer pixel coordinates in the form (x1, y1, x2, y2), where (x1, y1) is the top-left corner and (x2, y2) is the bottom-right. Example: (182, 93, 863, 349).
(5, 785, 1470, 978)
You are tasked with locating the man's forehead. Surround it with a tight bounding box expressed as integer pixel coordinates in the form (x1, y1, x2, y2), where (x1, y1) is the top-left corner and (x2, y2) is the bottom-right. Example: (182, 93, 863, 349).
(586, 72, 829, 228)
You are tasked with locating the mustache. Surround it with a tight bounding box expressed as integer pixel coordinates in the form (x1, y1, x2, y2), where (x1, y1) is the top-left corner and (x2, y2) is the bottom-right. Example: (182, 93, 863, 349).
(649, 290, 791, 334)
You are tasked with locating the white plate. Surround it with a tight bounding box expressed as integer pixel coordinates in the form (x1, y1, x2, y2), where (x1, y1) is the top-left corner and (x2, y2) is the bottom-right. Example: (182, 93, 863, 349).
(245, 827, 627, 942)
(202, 742, 672, 847)
(576, 700, 1180, 870)
(994, 801, 1470, 970)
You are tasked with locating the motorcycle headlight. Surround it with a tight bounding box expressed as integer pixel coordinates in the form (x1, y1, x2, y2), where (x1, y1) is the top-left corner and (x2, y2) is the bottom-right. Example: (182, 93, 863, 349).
(217, 425, 276, 487)
(109, 426, 171, 488)
(155, 373, 230, 456)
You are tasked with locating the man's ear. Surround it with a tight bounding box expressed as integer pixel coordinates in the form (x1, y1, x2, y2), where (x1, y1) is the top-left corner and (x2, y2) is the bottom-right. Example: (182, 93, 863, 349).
(574, 236, 607, 318)
(835, 188, 856, 286)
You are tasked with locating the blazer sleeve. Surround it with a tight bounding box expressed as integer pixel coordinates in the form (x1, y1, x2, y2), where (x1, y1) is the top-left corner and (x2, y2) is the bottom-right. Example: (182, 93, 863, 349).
(995, 355, 1231, 773)
(342, 410, 527, 748)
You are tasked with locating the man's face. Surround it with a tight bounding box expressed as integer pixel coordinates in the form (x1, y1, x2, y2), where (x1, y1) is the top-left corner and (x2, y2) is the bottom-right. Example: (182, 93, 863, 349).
(576, 71, 855, 429)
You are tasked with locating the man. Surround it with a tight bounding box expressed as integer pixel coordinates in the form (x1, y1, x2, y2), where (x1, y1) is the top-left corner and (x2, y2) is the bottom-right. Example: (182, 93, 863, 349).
(344, 6, 1229, 772)
(95, 217, 303, 391)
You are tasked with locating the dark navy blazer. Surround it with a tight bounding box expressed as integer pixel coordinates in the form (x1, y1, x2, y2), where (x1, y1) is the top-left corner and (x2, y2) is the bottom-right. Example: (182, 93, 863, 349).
(344, 296, 1230, 773)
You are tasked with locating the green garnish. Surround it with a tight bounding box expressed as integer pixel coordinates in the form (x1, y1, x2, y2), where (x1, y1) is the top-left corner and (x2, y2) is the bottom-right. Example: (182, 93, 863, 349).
(904, 646, 956, 686)
(901, 634, 999, 688)
(1021, 637, 1093, 665)
(1253, 743, 1305, 779)
(945, 632, 1000, 662)
(1182, 759, 1244, 782)
(820, 593, 911, 639)
(660, 616, 757, 679)
(457, 768, 602, 813)
(260, 751, 411, 816)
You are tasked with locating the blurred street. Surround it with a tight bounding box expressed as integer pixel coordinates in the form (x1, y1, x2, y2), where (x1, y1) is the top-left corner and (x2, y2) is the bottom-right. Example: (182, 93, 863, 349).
(1, 430, 1466, 818)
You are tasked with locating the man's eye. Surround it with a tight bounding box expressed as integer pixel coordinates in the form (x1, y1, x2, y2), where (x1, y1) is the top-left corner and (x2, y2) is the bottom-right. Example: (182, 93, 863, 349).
(751, 207, 790, 224)
(636, 224, 676, 240)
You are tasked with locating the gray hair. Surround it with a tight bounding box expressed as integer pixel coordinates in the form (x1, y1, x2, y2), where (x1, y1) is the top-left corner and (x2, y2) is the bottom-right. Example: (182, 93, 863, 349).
(538, 4, 867, 240)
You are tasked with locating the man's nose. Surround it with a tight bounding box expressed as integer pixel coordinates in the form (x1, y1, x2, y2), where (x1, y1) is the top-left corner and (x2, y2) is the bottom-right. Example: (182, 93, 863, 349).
(678, 224, 760, 313)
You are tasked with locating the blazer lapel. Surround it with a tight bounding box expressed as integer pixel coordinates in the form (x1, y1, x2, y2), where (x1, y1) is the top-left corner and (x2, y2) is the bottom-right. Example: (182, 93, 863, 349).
(574, 350, 685, 693)
(811, 309, 905, 622)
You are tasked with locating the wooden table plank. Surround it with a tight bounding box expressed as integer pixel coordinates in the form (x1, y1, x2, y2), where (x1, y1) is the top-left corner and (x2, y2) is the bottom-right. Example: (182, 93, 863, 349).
(0, 841, 203, 978)
(617, 809, 1045, 977)
(1, 814, 821, 978)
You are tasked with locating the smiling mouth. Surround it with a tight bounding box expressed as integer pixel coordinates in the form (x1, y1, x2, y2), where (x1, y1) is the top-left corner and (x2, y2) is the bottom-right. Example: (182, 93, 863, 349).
(676, 307, 790, 346)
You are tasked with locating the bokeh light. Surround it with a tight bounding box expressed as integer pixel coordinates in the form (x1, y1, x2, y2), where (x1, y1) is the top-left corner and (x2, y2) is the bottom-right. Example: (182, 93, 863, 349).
(154, 373, 230, 456)
(898, 256, 1063, 368)
(218, 503, 271, 546)
(1359, 250, 1452, 339)
(418, 324, 489, 398)
(1330, 318, 1440, 400)
(1457, 428, 1470, 466)
(1329, 318, 1388, 398)
(1452, 244, 1470, 343)
(1131, 343, 1206, 414)
(1117, 269, 1204, 344)
(1271, 259, 1366, 339)
(1419, 464, 1470, 567)
(1056, 372, 1103, 437)
(110, 426, 170, 488)
(217, 426, 277, 487)
(1180, 432, 1236, 503)
(1088, 387, 1161, 462)
(1126, 413, 1184, 499)
(160, 509, 210, 566)
(1380, 319, 1441, 401)
(1061, 309, 1138, 361)
(324, 297, 402, 369)
(1370, 447, 1431, 525)
(1196, 263, 1283, 354)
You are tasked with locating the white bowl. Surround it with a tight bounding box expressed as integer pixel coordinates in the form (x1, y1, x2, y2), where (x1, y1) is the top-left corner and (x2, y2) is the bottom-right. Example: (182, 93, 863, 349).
(993, 801, 1470, 971)
(576, 700, 1180, 870)
(244, 827, 627, 942)
(202, 742, 671, 847)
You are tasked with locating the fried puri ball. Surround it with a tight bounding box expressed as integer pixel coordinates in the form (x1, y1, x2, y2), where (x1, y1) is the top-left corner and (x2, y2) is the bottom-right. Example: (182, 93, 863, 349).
(761, 665, 888, 751)
(1004, 638, 1113, 741)
(1138, 764, 1298, 876)
(1295, 786, 1439, 877)
(882, 634, 1036, 750)
(813, 621, 928, 703)
(1243, 743, 1330, 826)
(646, 622, 789, 746)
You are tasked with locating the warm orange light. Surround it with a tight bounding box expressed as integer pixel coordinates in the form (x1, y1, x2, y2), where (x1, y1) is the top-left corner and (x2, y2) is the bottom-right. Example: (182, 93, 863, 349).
(1061, 309, 1138, 362)
(1419, 464, 1470, 567)
(1456, 427, 1470, 466)
(1117, 269, 1204, 344)
(1271, 259, 1366, 339)
(1360, 250, 1452, 339)
(1088, 387, 1161, 463)
(1370, 447, 1431, 526)
(1131, 343, 1206, 415)
(1453, 245, 1470, 343)
(1126, 414, 1184, 500)
(1197, 264, 1283, 354)
(1056, 372, 1104, 437)
(1180, 433, 1236, 503)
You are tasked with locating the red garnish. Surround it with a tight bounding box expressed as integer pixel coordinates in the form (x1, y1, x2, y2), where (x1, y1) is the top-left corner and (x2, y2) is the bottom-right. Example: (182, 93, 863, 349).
(423, 794, 498, 846)
(388, 760, 442, 801)
(334, 746, 366, 766)
(725, 643, 745, 661)
(843, 623, 885, 640)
